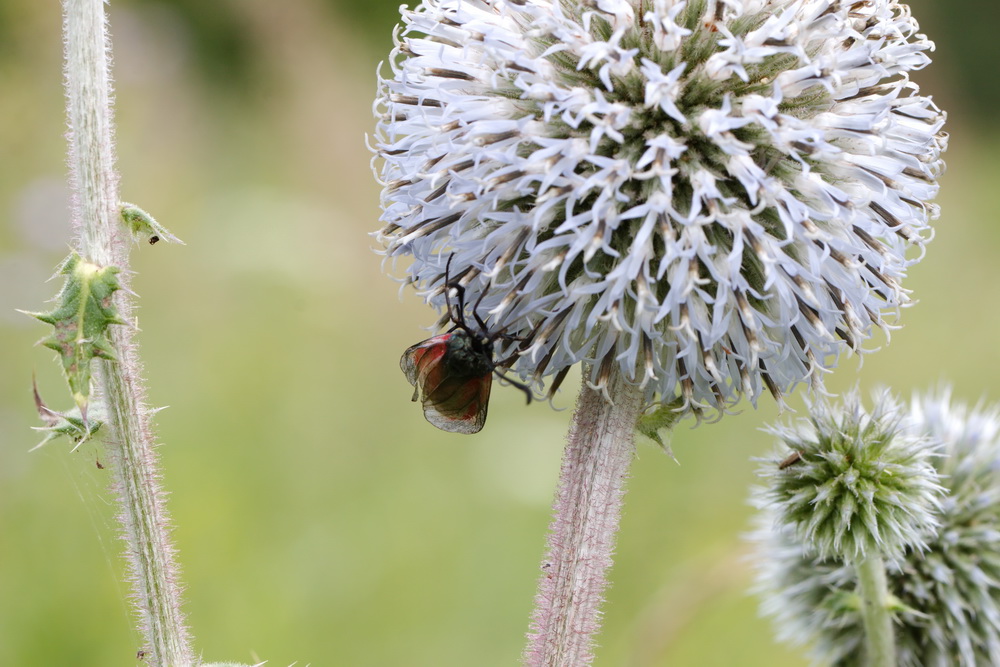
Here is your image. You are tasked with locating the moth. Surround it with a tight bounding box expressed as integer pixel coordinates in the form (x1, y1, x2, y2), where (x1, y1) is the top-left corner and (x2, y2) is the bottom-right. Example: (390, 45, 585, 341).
(400, 260, 531, 433)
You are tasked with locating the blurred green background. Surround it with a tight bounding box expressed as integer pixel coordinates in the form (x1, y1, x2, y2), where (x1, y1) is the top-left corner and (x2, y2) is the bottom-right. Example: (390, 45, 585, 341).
(0, 1, 996, 665)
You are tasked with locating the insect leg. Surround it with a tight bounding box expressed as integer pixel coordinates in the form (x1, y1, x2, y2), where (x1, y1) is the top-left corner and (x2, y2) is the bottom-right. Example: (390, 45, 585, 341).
(471, 284, 490, 332)
(494, 369, 533, 405)
(490, 329, 527, 345)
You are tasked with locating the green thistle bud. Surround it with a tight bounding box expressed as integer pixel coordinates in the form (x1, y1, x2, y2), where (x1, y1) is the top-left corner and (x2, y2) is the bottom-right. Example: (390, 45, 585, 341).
(751, 389, 1000, 666)
(755, 389, 943, 563)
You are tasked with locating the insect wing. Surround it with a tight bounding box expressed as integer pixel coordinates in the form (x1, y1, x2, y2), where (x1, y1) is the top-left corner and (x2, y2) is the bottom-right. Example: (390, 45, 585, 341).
(421, 372, 492, 434)
(400, 334, 452, 399)
(400, 333, 492, 434)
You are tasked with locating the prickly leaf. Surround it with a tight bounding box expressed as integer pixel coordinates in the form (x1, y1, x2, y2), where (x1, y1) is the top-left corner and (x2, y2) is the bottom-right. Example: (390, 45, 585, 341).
(31, 377, 104, 451)
(25, 252, 125, 417)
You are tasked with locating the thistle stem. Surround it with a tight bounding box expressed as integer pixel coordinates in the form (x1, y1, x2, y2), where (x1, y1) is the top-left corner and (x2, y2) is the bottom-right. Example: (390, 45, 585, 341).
(856, 554, 896, 667)
(63, 1, 193, 663)
(523, 365, 645, 666)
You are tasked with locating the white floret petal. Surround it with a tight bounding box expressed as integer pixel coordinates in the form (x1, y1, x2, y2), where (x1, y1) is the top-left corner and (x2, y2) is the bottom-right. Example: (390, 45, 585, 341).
(374, 0, 946, 410)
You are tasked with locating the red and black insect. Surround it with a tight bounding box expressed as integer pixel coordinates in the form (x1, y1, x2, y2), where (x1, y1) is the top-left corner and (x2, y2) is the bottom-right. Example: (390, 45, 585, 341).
(400, 260, 532, 434)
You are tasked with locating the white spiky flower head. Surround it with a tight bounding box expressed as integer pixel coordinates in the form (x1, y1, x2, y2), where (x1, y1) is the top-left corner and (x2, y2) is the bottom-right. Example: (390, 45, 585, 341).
(373, 0, 946, 411)
(751, 390, 1000, 666)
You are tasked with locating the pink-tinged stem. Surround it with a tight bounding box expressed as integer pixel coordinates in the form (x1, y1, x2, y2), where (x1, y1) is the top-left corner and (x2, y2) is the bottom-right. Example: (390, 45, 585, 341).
(63, 0, 193, 663)
(524, 365, 644, 666)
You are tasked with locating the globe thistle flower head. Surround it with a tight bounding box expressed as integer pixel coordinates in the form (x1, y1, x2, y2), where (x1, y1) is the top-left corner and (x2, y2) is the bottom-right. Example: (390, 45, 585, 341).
(752, 390, 1000, 666)
(894, 391, 1000, 666)
(754, 389, 943, 563)
(373, 0, 947, 412)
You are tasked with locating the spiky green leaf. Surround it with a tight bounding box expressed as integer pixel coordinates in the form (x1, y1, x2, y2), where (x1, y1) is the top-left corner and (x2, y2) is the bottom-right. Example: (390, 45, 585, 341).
(24, 252, 125, 417)
(31, 377, 104, 451)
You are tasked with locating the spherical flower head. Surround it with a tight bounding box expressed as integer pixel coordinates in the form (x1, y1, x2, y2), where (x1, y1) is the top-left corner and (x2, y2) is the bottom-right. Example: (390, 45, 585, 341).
(754, 389, 943, 563)
(752, 390, 1000, 666)
(373, 0, 947, 411)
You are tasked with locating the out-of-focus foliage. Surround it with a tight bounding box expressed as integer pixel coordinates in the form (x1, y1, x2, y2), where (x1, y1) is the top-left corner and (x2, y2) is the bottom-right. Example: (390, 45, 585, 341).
(127, 0, 1000, 122)
(1, 1, 997, 665)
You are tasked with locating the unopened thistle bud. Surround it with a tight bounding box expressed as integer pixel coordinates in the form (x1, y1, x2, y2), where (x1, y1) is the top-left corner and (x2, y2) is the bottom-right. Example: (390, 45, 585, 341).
(755, 389, 943, 563)
(752, 390, 1000, 666)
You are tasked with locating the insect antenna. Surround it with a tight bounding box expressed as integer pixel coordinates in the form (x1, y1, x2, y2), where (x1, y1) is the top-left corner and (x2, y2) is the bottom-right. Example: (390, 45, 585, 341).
(440, 254, 469, 332)
(442, 253, 489, 337)
(470, 285, 490, 332)
(488, 347, 533, 404)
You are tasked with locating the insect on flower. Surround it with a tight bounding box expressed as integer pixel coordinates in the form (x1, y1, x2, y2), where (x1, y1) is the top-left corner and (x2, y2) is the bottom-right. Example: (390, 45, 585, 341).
(777, 450, 803, 470)
(400, 260, 532, 434)
(374, 0, 948, 414)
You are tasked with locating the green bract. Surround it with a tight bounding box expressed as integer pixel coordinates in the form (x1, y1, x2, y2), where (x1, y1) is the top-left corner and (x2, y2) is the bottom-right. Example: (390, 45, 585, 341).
(31, 379, 104, 451)
(120, 202, 183, 245)
(636, 398, 686, 453)
(25, 252, 125, 418)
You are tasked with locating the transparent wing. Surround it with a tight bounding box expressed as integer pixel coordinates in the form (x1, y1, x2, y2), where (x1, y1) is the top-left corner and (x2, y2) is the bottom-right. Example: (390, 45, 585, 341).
(422, 374, 492, 434)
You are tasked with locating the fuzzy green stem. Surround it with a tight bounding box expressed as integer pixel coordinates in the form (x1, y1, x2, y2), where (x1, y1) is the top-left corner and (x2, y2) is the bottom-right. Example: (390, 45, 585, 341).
(523, 365, 646, 666)
(856, 553, 896, 667)
(63, 1, 193, 664)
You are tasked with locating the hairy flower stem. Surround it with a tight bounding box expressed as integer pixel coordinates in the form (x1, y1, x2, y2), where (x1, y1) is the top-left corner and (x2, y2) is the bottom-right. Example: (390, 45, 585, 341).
(63, 1, 193, 664)
(524, 366, 645, 666)
(856, 554, 896, 667)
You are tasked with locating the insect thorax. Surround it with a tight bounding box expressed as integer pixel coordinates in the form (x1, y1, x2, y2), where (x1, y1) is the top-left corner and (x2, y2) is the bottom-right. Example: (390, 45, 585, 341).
(445, 330, 494, 377)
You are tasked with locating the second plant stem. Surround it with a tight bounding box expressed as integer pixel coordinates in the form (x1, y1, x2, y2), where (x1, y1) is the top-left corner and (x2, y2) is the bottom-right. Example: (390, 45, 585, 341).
(856, 553, 896, 667)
